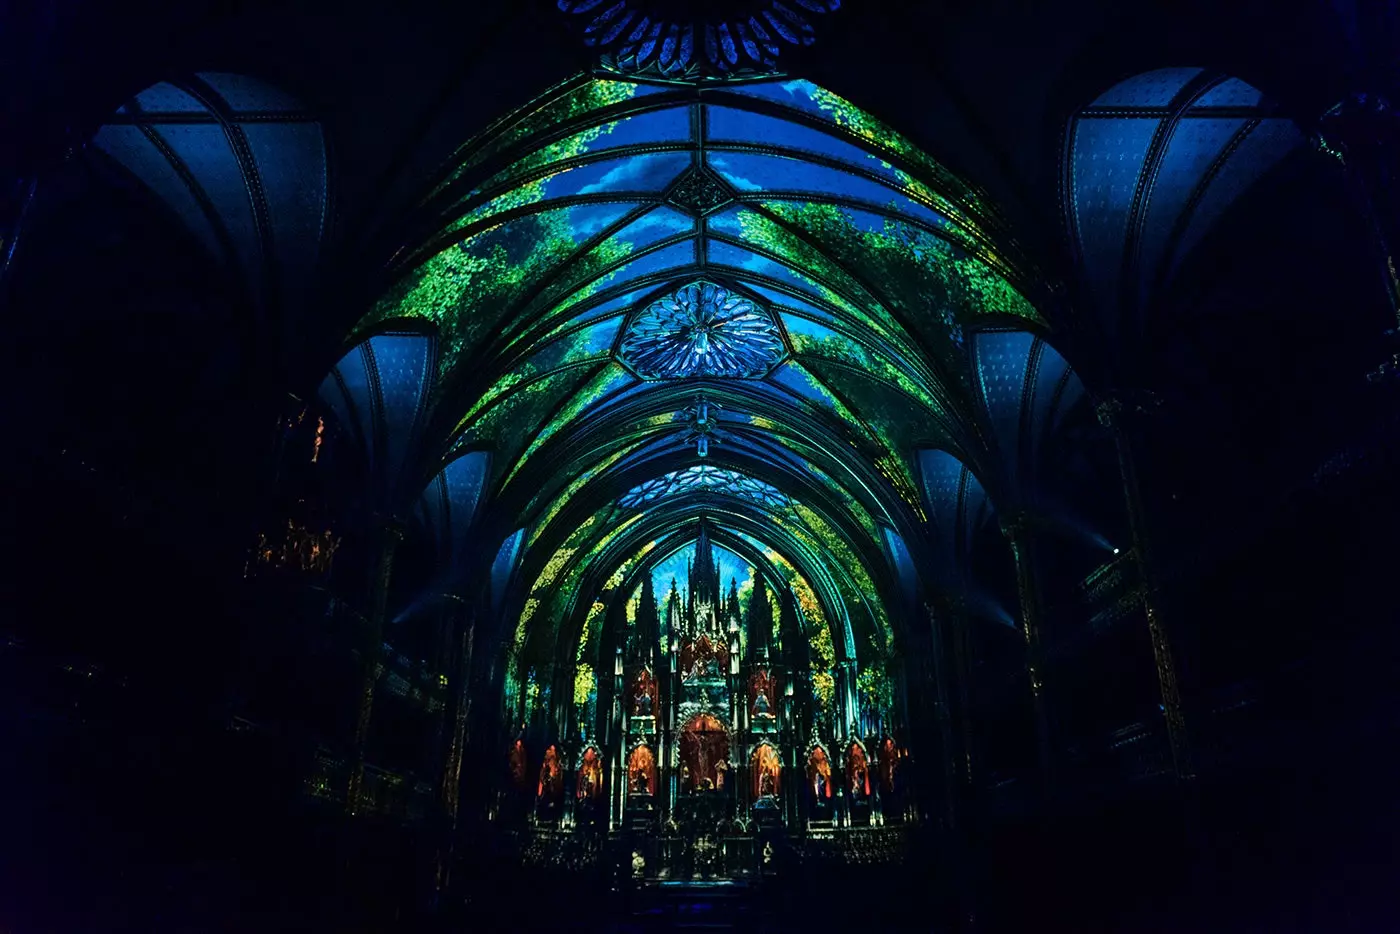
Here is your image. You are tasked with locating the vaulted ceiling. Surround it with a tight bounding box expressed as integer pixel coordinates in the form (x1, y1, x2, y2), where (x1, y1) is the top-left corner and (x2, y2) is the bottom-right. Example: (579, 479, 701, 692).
(3, 0, 1391, 682)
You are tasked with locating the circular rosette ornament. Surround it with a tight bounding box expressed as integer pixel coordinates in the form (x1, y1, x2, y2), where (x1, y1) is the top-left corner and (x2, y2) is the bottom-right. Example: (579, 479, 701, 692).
(557, 0, 842, 78)
(619, 280, 786, 379)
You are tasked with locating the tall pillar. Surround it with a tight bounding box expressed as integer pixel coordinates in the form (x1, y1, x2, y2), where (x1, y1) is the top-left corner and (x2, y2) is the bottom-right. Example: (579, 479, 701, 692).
(999, 511, 1053, 789)
(1318, 94, 1400, 330)
(434, 606, 474, 895)
(922, 602, 959, 829)
(0, 177, 37, 290)
(947, 597, 977, 792)
(1097, 395, 1193, 780)
(347, 520, 404, 814)
(438, 603, 473, 819)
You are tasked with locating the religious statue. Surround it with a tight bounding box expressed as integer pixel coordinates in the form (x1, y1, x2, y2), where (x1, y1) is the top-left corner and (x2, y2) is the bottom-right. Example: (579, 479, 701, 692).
(851, 766, 867, 797)
(715, 758, 728, 791)
(680, 763, 691, 792)
(631, 850, 645, 879)
(635, 687, 652, 716)
(759, 771, 776, 798)
(752, 690, 771, 717)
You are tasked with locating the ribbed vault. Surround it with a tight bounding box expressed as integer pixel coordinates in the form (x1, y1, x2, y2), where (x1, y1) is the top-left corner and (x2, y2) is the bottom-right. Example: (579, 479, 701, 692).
(324, 73, 1071, 713)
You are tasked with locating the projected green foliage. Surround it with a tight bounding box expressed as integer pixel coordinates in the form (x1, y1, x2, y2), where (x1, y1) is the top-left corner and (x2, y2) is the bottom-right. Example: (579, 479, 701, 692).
(857, 665, 895, 719)
(348, 72, 1052, 733)
(433, 77, 645, 199)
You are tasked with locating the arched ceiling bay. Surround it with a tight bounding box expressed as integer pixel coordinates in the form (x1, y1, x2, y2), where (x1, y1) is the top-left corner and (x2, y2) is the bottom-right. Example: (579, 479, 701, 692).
(335, 70, 1067, 686)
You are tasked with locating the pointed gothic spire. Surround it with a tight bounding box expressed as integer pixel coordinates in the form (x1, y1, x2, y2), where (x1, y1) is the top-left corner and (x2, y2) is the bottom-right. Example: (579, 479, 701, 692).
(693, 518, 717, 604)
(747, 574, 774, 661)
(637, 572, 660, 645)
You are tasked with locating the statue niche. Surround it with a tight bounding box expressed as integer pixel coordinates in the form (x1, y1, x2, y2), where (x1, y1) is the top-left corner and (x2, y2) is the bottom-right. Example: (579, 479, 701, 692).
(751, 743, 781, 799)
(537, 744, 563, 804)
(679, 713, 730, 793)
(630, 668, 658, 718)
(879, 737, 899, 795)
(508, 738, 529, 792)
(807, 746, 833, 811)
(749, 669, 777, 719)
(627, 744, 657, 796)
(576, 746, 602, 801)
(846, 743, 871, 799)
(679, 634, 728, 681)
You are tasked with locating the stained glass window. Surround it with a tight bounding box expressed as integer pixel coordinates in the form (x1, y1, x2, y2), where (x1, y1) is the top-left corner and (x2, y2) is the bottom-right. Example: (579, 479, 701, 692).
(618, 280, 785, 379)
(620, 466, 788, 509)
(555, 1, 843, 78)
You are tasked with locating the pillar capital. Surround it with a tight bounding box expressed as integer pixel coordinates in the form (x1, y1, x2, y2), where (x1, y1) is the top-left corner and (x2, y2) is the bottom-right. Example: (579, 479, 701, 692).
(997, 509, 1034, 540)
(1316, 93, 1400, 328)
(1094, 389, 1162, 430)
(374, 515, 408, 539)
(1317, 92, 1400, 157)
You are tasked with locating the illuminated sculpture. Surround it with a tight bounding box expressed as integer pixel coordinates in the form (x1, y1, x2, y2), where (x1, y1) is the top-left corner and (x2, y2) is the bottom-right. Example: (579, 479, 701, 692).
(577, 748, 603, 800)
(808, 746, 832, 800)
(538, 745, 563, 801)
(752, 744, 781, 798)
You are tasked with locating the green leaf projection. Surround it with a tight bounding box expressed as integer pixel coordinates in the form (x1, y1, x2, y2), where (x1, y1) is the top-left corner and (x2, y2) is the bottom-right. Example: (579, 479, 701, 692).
(341, 71, 1055, 753)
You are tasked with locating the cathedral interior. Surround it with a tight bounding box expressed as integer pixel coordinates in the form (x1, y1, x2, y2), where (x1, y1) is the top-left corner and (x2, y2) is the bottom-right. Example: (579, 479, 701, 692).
(4, 1, 1400, 931)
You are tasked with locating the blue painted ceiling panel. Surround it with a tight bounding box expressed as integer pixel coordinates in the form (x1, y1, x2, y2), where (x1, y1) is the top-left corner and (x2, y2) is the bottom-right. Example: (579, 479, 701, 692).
(93, 125, 222, 258)
(319, 342, 373, 454)
(153, 124, 260, 278)
(1136, 116, 1247, 303)
(974, 329, 1035, 473)
(1171, 118, 1302, 273)
(440, 450, 491, 547)
(367, 333, 435, 487)
(491, 529, 527, 616)
(240, 123, 327, 297)
(1192, 77, 1263, 108)
(1026, 339, 1079, 475)
(125, 82, 205, 114)
(1091, 68, 1201, 108)
(1070, 117, 1160, 308)
(881, 526, 918, 608)
(198, 71, 304, 113)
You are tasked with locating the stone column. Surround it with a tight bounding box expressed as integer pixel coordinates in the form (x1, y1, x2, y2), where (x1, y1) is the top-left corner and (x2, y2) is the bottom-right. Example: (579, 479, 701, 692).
(1318, 94, 1400, 330)
(563, 744, 578, 829)
(347, 520, 404, 814)
(431, 607, 473, 899)
(1097, 395, 1193, 780)
(0, 176, 38, 289)
(439, 608, 473, 818)
(999, 511, 1053, 789)
(947, 597, 977, 793)
(922, 602, 959, 829)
